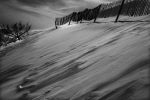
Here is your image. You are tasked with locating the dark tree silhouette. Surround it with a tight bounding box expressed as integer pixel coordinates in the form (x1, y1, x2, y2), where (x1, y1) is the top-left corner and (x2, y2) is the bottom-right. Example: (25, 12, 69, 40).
(11, 22, 31, 40)
(0, 22, 31, 47)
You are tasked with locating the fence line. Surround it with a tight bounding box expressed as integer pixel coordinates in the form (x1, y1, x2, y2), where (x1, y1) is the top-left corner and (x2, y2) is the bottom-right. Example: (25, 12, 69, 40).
(55, 0, 150, 28)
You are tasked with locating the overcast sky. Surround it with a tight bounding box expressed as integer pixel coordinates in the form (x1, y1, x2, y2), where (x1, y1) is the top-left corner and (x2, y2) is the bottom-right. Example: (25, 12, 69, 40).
(0, 0, 118, 29)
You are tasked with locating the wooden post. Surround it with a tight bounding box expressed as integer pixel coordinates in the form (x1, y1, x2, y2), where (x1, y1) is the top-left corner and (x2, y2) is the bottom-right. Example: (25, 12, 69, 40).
(115, 0, 125, 22)
(55, 18, 58, 29)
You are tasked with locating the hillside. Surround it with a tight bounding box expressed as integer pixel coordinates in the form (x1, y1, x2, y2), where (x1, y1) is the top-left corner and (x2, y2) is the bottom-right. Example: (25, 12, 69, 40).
(0, 15, 150, 100)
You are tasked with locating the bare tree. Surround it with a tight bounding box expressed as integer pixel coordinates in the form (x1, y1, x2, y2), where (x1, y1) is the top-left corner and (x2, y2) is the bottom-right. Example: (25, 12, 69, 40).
(11, 22, 31, 40)
(0, 22, 31, 47)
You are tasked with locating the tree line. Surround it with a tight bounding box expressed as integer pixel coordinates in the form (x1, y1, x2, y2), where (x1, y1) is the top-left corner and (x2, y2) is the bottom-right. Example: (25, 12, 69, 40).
(0, 22, 31, 47)
(55, 0, 150, 28)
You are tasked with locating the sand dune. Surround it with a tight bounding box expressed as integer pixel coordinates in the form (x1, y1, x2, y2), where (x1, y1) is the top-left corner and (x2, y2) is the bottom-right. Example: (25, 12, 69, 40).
(0, 15, 150, 100)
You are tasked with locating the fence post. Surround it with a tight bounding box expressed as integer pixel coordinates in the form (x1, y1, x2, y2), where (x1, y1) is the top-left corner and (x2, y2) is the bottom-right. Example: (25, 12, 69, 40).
(115, 0, 125, 22)
(55, 18, 58, 29)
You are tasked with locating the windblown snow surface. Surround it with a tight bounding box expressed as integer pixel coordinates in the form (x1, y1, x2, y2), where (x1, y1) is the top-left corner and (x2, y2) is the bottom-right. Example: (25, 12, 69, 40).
(0, 15, 150, 100)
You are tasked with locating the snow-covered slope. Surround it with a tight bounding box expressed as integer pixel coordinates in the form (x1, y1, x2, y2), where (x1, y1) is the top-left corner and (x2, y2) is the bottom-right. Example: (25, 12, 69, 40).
(0, 15, 150, 100)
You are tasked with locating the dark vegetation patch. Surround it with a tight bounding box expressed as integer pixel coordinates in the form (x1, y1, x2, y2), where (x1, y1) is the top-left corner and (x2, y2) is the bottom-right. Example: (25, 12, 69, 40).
(0, 22, 31, 47)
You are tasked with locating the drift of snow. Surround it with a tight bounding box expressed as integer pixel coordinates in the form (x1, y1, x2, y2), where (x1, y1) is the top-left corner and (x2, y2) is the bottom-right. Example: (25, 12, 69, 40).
(0, 15, 150, 100)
